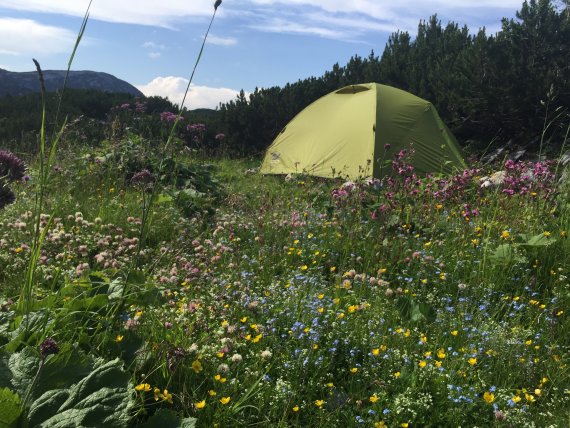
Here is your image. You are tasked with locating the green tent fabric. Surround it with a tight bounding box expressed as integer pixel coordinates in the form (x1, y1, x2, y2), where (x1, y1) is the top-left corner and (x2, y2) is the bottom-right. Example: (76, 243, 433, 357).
(260, 83, 465, 179)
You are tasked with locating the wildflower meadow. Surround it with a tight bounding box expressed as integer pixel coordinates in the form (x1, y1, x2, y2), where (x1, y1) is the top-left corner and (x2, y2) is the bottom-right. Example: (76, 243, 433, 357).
(1, 120, 569, 426)
(0, 1, 569, 427)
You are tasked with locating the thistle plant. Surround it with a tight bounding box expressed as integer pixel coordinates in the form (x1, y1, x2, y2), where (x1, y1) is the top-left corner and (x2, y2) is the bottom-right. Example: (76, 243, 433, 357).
(0, 149, 26, 210)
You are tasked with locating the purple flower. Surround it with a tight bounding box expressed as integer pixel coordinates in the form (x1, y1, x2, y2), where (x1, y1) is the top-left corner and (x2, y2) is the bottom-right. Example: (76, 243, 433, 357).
(134, 102, 146, 113)
(187, 123, 206, 133)
(215, 133, 226, 141)
(130, 169, 155, 188)
(160, 111, 184, 123)
(0, 150, 27, 181)
(39, 337, 59, 358)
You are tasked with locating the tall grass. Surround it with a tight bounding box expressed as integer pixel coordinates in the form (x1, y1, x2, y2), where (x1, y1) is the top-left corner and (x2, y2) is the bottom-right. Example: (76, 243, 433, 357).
(17, 4, 92, 329)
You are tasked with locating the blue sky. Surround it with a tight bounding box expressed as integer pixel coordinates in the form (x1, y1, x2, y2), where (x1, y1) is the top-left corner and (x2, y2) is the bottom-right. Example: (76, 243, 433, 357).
(0, 0, 525, 109)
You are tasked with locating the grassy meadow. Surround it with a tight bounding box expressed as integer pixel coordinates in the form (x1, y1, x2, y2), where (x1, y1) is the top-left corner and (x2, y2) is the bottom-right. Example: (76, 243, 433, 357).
(0, 120, 569, 427)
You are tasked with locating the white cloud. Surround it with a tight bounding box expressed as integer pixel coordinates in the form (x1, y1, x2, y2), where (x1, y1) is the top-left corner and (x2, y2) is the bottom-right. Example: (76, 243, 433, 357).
(142, 41, 165, 50)
(0, 18, 76, 56)
(242, 0, 520, 42)
(0, 0, 522, 28)
(0, 0, 524, 45)
(207, 34, 238, 46)
(0, 0, 215, 27)
(250, 18, 354, 40)
(136, 76, 242, 109)
(248, 0, 522, 18)
(148, 52, 161, 59)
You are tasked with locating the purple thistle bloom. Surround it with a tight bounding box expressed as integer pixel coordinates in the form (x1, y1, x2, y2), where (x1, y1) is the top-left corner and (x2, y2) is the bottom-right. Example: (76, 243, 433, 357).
(130, 169, 155, 188)
(0, 150, 27, 181)
(160, 111, 184, 123)
(187, 123, 206, 133)
(215, 133, 226, 141)
(39, 337, 59, 358)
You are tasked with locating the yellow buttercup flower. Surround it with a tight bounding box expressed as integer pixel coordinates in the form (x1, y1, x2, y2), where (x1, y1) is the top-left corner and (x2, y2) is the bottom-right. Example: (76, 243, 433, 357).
(134, 383, 151, 392)
(315, 399, 325, 408)
(483, 391, 495, 404)
(292, 405, 299, 412)
(418, 360, 427, 368)
(214, 374, 224, 382)
(468, 358, 477, 366)
(195, 400, 206, 409)
(369, 394, 379, 403)
(192, 360, 203, 373)
(162, 389, 173, 404)
(220, 396, 231, 405)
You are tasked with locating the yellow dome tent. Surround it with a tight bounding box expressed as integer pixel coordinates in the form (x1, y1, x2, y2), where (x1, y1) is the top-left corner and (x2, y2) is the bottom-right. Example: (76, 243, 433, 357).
(260, 83, 465, 179)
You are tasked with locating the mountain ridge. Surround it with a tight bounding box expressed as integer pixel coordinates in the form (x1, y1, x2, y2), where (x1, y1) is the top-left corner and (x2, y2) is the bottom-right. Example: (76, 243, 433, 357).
(0, 69, 144, 97)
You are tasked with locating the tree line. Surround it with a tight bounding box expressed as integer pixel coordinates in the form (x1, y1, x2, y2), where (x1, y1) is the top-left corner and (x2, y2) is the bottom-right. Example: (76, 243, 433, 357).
(219, 0, 570, 157)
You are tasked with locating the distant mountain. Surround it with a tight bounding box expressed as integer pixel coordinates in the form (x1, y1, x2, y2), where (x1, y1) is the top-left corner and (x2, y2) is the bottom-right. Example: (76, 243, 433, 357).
(0, 69, 144, 97)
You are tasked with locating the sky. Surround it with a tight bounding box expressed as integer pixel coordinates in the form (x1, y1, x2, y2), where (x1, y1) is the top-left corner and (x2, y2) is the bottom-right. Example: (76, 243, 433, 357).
(0, 0, 526, 109)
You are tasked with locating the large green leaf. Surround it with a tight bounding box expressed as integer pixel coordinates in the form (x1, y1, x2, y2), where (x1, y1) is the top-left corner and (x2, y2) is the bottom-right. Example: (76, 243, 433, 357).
(520, 233, 557, 248)
(0, 387, 21, 428)
(5, 311, 54, 353)
(27, 358, 133, 428)
(62, 294, 109, 312)
(489, 244, 514, 264)
(396, 297, 436, 324)
(0, 354, 10, 389)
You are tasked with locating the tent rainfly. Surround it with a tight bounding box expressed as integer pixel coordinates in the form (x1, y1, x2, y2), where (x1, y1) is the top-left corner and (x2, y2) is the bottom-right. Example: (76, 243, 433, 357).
(260, 83, 465, 179)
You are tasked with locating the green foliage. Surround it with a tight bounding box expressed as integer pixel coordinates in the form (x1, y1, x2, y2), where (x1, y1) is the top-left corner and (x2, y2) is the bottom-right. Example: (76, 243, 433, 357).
(0, 90, 140, 152)
(0, 387, 21, 428)
(26, 357, 132, 427)
(396, 297, 437, 324)
(140, 410, 197, 428)
(219, 0, 570, 155)
(0, 345, 133, 427)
